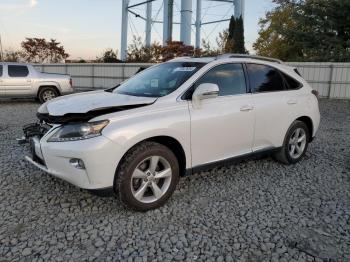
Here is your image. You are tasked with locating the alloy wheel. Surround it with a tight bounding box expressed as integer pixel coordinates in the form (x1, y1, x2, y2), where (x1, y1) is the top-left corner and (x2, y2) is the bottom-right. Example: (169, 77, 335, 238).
(130, 156, 172, 203)
(42, 90, 56, 101)
(288, 127, 307, 159)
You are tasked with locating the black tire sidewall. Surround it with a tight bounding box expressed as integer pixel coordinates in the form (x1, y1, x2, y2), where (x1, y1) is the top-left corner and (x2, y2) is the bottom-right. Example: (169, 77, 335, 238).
(283, 121, 310, 164)
(38, 87, 58, 103)
(116, 143, 180, 211)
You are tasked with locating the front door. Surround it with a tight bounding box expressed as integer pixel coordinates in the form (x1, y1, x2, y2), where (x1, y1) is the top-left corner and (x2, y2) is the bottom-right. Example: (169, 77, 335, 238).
(189, 63, 255, 167)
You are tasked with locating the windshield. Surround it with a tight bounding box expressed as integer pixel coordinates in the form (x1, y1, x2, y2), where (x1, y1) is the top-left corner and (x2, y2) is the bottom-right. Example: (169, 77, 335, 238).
(114, 62, 205, 97)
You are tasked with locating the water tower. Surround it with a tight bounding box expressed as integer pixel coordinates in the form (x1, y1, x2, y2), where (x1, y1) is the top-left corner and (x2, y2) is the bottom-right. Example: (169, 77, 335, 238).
(120, 0, 245, 60)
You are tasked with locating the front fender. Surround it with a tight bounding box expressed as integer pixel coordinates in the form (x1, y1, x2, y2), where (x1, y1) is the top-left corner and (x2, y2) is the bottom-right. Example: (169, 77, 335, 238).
(98, 104, 192, 169)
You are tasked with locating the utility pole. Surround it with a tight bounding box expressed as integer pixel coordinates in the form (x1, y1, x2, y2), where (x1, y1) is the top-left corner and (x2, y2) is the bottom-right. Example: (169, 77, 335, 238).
(163, 0, 173, 46)
(180, 0, 192, 46)
(234, 0, 244, 19)
(145, 0, 152, 47)
(195, 0, 202, 49)
(120, 0, 129, 61)
(168, 0, 173, 42)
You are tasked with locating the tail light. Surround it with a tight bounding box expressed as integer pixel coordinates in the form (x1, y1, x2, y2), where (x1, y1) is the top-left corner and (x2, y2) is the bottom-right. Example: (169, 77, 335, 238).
(311, 89, 319, 99)
(69, 78, 73, 87)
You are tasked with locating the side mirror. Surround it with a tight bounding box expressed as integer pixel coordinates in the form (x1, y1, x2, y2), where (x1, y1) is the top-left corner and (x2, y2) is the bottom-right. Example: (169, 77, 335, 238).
(192, 83, 219, 105)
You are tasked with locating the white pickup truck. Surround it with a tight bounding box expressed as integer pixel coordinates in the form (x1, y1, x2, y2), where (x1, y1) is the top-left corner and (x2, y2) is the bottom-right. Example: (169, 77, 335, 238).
(0, 63, 74, 103)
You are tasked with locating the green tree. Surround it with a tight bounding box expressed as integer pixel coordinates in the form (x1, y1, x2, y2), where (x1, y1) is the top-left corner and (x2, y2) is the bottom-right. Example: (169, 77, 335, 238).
(226, 16, 247, 54)
(126, 36, 162, 63)
(254, 0, 350, 61)
(161, 41, 194, 61)
(200, 29, 230, 57)
(97, 49, 120, 63)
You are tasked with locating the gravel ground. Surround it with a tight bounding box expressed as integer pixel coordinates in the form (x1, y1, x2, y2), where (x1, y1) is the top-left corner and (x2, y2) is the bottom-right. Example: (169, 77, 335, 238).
(0, 99, 349, 262)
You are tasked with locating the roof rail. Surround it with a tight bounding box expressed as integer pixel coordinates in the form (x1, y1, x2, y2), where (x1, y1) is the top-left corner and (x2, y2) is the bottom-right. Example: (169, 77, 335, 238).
(216, 53, 283, 64)
(169, 56, 191, 62)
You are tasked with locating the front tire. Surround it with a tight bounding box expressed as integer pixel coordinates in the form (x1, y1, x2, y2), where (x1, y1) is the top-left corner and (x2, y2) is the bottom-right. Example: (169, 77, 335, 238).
(115, 142, 180, 211)
(274, 120, 310, 165)
(38, 87, 59, 103)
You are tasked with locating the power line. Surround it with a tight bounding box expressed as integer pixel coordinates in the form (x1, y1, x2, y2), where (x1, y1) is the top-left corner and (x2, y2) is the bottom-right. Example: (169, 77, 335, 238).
(204, 5, 233, 42)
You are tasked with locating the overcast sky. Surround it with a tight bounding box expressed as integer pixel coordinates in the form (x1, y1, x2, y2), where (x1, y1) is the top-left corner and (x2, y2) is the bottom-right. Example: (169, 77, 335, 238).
(0, 0, 275, 59)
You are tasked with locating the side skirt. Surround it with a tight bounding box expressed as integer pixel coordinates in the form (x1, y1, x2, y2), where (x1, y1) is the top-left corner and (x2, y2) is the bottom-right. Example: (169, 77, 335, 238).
(185, 147, 281, 176)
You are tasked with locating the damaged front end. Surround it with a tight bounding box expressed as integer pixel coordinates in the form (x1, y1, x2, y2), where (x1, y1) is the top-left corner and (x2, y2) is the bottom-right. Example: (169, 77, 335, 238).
(17, 122, 52, 145)
(17, 122, 53, 166)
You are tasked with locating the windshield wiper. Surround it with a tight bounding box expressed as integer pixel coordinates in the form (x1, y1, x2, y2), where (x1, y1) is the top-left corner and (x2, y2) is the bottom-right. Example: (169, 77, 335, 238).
(105, 84, 120, 93)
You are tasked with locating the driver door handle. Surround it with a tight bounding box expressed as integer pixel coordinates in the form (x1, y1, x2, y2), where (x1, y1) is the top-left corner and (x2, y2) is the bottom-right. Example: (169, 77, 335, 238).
(240, 105, 254, 112)
(287, 99, 297, 105)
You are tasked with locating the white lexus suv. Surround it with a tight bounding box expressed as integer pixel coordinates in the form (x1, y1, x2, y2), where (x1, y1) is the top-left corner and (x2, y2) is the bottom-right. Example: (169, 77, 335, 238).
(20, 54, 320, 211)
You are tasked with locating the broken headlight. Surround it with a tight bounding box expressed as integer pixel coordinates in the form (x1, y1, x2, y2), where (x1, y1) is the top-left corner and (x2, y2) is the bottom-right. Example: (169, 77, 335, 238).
(47, 120, 109, 142)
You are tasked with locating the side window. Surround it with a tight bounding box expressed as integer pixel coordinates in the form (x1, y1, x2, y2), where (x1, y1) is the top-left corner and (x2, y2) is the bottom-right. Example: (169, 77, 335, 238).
(0, 65, 2, 77)
(8, 65, 29, 77)
(281, 72, 302, 90)
(195, 63, 247, 96)
(247, 64, 285, 92)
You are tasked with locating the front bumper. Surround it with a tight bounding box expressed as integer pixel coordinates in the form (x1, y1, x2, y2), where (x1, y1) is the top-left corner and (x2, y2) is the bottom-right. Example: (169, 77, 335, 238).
(24, 131, 125, 190)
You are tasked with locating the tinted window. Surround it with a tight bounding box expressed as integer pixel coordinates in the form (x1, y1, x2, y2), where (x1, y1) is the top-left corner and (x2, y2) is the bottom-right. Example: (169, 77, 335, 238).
(8, 65, 29, 77)
(247, 64, 285, 92)
(282, 72, 302, 90)
(0, 65, 2, 77)
(195, 64, 246, 96)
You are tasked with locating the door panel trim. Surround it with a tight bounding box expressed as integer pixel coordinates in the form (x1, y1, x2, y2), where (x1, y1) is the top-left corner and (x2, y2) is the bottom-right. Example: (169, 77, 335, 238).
(185, 147, 281, 176)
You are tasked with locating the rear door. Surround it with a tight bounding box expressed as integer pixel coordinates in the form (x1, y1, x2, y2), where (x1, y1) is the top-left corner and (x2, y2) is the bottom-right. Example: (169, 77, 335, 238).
(189, 63, 255, 167)
(0, 65, 4, 96)
(4, 65, 32, 96)
(246, 63, 302, 151)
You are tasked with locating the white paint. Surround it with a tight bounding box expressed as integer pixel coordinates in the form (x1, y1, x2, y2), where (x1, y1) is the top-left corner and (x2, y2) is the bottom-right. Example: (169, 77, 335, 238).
(27, 57, 321, 190)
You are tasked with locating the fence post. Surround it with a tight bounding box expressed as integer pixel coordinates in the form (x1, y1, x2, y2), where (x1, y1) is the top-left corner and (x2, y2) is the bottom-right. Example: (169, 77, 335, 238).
(328, 64, 334, 98)
(64, 64, 68, 75)
(91, 64, 95, 90)
(122, 63, 125, 82)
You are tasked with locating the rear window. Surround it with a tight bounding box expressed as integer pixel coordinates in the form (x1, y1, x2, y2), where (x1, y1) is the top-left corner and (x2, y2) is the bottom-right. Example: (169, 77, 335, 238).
(0, 65, 2, 77)
(8, 65, 29, 77)
(281, 72, 303, 90)
(247, 64, 285, 92)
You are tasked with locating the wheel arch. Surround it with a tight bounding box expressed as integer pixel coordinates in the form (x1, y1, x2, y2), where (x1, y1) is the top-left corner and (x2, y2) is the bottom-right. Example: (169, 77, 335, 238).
(37, 85, 61, 98)
(295, 116, 313, 141)
(116, 135, 187, 178)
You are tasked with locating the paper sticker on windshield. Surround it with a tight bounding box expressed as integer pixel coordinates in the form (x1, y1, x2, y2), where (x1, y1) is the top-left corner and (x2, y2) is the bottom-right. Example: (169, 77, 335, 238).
(173, 67, 196, 72)
(150, 79, 159, 88)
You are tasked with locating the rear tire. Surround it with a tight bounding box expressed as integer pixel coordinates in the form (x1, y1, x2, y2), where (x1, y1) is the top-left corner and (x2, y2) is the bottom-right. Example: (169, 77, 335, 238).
(274, 120, 310, 165)
(38, 87, 59, 103)
(115, 141, 180, 211)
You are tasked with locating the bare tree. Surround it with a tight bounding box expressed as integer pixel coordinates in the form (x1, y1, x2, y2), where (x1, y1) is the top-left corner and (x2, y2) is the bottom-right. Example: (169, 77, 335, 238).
(21, 38, 69, 63)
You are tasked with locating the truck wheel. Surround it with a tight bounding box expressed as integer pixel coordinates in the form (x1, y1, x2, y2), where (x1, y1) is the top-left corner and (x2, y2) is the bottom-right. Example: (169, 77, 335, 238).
(38, 87, 58, 103)
(115, 141, 180, 211)
(273, 120, 310, 165)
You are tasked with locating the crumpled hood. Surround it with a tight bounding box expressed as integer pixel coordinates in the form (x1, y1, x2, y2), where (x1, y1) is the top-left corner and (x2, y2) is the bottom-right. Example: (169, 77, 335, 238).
(37, 90, 157, 124)
(39, 90, 157, 116)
